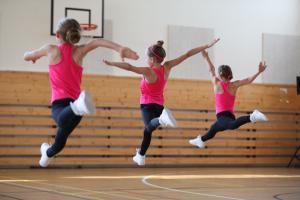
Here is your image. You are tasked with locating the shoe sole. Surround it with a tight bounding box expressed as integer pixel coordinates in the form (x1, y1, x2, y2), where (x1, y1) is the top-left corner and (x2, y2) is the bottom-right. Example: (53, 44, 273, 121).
(132, 157, 145, 166)
(39, 143, 50, 167)
(164, 108, 177, 127)
(189, 139, 205, 148)
(254, 110, 268, 121)
(82, 91, 96, 115)
(189, 140, 198, 147)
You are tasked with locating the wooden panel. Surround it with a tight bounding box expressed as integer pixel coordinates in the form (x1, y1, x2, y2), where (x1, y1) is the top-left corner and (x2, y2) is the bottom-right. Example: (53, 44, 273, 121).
(1, 127, 299, 140)
(1, 105, 299, 121)
(0, 157, 289, 167)
(0, 71, 299, 168)
(0, 147, 295, 157)
(1, 116, 298, 132)
(1, 71, 300, 110)
(0, 137, 298, 148)
(0, 106, 51, 116)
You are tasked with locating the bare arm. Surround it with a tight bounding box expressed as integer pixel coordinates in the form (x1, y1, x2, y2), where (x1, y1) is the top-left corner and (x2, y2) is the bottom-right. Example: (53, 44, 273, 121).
(103, 60, 151, 76)
(202, 51, 216, 78)
(202, 51, 226, 94)
(233, 61, 267, 88)
(24, 44, 52, 63)
(80, 39, 139, 60)
(164, 38, 220, 70)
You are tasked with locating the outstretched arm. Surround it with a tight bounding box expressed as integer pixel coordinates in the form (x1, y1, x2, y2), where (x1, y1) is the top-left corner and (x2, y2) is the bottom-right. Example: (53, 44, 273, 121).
(202, 51, 216, 77)
(202, 50, 220, 86)
(103, 60, 151, 76)
(164, 38, 220, 71)
(233, 61, 267, 88)
(81, 39, 139, 61)
(24, 44, 52, 63)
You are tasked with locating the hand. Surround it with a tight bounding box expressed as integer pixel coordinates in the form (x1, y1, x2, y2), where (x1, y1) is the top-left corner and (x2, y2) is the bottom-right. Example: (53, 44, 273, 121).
(24, 52, 36, 64)
(119, 47, 139, 61)
(102, 59, 114, 66)
(201, 50, 209, 59)
(207, 38, 220, 48)
(258, 61, 267, 73)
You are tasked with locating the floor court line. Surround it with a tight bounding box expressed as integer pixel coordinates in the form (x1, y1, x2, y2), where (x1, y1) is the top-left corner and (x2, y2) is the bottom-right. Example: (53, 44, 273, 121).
(0, 175, 148, 200)
(141, 172, 300, 199)
(1, 169, 299, 200)
(0, 193, 23, 200)
(142, 175, 247, 200)
(273, 192, 300, 200)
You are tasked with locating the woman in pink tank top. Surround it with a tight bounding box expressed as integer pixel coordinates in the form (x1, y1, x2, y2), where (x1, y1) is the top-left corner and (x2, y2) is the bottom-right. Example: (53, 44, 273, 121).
(103, 39, 220, 166)
(189, 50, 268, 149)
(24, 18, 138, 168)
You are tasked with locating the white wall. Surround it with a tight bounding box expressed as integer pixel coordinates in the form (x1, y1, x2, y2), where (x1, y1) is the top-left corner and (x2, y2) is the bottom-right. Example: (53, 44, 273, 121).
(1, 0, 300, 83)
(262, 33, 300, 84)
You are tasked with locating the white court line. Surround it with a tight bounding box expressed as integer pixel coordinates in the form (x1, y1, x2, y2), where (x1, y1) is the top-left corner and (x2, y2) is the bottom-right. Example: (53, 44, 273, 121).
(65, 175, 145, 179)
(0, 175, 147, 200)
(142, 175, 247, 200)
(0, 179, 45, 182)
(142, 174, 300, 179)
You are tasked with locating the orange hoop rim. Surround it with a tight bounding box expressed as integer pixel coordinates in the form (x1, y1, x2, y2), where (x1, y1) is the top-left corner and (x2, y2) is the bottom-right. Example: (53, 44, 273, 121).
(80, 23, 98, 31)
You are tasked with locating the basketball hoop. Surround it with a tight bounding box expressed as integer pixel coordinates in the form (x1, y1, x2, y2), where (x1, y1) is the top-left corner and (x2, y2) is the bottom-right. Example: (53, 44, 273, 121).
(80, 23, 98, 31)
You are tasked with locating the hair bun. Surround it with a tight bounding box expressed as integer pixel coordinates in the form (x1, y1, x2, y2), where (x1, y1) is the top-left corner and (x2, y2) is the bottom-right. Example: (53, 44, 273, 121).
(66, 29, 81, 44)
(156, 40, 164, 47)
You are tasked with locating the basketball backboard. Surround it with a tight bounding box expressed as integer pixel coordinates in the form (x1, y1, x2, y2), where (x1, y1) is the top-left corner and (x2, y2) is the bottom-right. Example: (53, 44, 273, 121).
(51, 0, 104, 38)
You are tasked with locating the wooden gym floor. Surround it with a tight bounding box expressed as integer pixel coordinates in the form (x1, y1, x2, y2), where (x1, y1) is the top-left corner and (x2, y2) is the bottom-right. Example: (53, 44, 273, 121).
(0, 168, 299, 200)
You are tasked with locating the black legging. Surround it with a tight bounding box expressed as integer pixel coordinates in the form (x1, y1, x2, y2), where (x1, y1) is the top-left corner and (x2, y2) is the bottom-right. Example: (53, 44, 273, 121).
(201, 111, 250, 142)
(47, 98, 82, 157)
(139, 103, 164, 156)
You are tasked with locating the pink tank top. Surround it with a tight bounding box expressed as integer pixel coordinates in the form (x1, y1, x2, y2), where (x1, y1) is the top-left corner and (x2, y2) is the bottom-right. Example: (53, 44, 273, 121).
(215, 81, 236, 114)
(140, 65, 166, 105)
(49, 43, 83, 103)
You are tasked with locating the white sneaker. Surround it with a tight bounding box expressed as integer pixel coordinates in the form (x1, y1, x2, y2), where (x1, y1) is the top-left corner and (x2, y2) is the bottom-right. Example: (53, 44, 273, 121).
(189, 136, 205, 148)
(70, 91, 96, 116)
(250, 109, 268, 122)
(159, 108, 177, 127)
(133, 149, 145, 166)
(39, 143, 53, 167)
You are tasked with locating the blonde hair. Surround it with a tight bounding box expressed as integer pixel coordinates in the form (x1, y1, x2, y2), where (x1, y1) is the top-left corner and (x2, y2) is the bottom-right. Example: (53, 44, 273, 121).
(56, 18, 81, 44)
